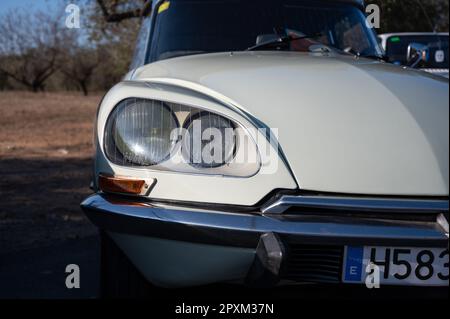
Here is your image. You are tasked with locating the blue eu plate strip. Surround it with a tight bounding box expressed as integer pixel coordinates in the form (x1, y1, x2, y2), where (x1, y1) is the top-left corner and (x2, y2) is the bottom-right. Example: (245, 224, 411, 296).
(344, 246, 364, 282)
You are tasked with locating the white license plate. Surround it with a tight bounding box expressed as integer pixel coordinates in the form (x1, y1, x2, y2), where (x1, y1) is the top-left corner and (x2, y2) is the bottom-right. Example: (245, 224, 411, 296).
(343, 246, 449, 286)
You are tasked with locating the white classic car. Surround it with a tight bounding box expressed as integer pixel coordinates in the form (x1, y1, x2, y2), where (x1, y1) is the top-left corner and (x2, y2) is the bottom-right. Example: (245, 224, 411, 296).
(81, 0, 449, 296)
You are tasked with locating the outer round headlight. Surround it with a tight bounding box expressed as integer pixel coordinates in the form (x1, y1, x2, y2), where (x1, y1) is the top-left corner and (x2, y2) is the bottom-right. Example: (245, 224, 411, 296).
(105, 99, 178, 165)
(182, 112, 236, 167)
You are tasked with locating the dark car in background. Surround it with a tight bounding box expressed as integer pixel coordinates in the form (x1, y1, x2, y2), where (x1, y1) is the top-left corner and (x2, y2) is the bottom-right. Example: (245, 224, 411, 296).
(379, 32, 449, 78)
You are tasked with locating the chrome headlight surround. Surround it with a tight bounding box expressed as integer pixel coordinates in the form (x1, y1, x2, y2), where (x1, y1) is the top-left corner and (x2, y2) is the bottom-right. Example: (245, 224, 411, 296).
(103, 96, 260, 177)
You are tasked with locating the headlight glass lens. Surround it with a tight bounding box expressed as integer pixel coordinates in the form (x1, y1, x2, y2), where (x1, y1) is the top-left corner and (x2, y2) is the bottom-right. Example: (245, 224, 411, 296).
(105, 99, 178, 165)
(182, 112, 236, 168)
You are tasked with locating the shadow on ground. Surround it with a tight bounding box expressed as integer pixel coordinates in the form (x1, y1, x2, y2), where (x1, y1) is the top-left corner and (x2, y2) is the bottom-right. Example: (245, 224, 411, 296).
(0, 156, 99, 298)
(0, 157, 97, 253)
(0, 236, 99, 299)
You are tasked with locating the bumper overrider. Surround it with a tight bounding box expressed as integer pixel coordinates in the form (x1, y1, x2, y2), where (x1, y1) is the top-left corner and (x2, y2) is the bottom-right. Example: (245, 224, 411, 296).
(81, 193, 449, 288)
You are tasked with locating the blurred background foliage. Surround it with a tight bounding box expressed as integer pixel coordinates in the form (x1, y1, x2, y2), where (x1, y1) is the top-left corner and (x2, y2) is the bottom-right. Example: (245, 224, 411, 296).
(0, 0, 448, 95)
(372, 0, 449, 33)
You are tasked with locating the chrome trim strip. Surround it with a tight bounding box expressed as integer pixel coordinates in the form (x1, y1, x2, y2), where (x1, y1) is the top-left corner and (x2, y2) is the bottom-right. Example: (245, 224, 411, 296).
(81, 194, 449, 248)
(262, 195, 449, 214)
(437, 214, 449, 235)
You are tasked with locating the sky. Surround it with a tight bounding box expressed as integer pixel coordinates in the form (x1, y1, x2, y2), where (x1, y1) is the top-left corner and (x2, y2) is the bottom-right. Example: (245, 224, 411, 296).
(0, 0, 91, 45)
(0, 0, 60, 16)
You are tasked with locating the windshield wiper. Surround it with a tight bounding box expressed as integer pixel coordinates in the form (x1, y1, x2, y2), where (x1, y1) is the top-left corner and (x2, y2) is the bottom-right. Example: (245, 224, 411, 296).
(361, 54, 389, 62)
(246, 32, 323, 51)
(344, 47, 388, 62)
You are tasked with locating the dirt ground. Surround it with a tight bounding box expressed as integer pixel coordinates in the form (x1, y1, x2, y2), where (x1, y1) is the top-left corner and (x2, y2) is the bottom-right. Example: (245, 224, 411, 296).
(0, 91, 101, 254)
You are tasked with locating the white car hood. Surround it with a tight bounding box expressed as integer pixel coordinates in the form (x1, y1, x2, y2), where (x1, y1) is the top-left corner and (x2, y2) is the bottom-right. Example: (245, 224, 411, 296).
(133, 52, 449, 196)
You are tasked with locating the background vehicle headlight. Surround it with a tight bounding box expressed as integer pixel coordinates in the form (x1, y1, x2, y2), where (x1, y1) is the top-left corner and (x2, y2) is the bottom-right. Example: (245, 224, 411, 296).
(105, 99, 178, 165)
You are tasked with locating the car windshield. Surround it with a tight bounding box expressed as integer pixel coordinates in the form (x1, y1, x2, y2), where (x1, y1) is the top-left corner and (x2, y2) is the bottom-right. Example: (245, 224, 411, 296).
(384, 34, 449, 68)
(148, 0, 383, 62)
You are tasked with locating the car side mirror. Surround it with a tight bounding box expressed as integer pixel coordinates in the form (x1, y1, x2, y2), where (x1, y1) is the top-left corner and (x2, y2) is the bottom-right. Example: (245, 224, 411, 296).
(255, 34, 281, 45)
(407, 43, 429, 68)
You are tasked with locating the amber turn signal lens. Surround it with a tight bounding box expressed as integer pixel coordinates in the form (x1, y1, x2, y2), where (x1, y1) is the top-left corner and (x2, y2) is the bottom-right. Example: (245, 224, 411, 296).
(98, 174, 146, 195)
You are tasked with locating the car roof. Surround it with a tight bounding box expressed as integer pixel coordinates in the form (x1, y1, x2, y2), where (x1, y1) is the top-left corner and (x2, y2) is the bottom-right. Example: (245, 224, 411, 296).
(151, 0, 365, 9)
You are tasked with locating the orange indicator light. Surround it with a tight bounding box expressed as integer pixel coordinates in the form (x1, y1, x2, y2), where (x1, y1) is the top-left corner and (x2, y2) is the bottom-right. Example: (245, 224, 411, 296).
(98, 173, 147, 195)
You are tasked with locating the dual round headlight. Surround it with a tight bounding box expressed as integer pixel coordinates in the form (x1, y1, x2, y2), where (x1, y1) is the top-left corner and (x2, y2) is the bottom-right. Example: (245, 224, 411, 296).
(182, 112, 236, 168)
(104, 98, 237, 168)
(111, 99, 178, 165)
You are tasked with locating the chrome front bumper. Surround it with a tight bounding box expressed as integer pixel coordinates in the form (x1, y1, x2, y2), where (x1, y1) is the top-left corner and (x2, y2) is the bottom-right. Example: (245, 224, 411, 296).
(81, 194, 449, 287)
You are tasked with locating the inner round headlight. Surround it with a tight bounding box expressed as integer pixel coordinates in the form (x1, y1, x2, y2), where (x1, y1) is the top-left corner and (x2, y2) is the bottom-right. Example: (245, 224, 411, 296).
(182, 112, 236, 168)
(106, 99, 178, 165)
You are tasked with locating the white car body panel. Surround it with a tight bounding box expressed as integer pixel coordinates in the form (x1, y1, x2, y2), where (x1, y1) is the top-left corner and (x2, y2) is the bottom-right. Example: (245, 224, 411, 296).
(110, 232, 255, 288)
(131, 51, 449, 197)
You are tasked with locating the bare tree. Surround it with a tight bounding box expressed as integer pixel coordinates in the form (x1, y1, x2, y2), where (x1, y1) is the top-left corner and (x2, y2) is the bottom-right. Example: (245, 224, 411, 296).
(0, 9, 65, 92)
(96, 0, 152, 23)
(0, 70, 8, 91)
(61, 47, 101, 96)
(77, 0, 144, 90)
(371, 0, 449, 33)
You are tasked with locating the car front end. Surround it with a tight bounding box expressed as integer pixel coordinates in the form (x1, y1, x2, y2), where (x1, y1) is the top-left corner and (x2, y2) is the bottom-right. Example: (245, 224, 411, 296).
(81, 0, 449, 292)
(82, 52, 449, 289)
